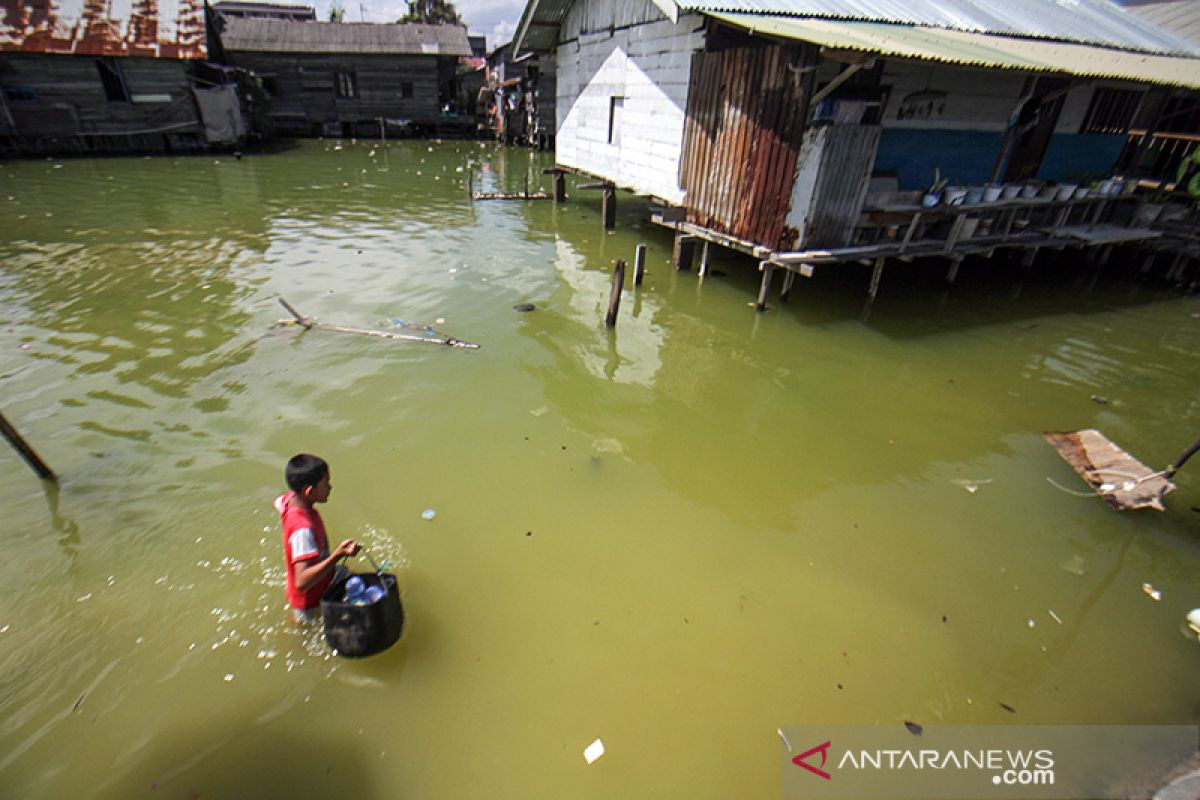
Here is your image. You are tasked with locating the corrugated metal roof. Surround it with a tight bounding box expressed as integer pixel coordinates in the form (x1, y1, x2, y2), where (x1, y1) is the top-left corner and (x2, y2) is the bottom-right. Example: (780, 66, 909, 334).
(218, 18, 472, 55)
(682, 0, 1200, 54)
(709, 12, 1200, 87)
(512, 0, 576, 52)
(1121, 0, 1200, 47)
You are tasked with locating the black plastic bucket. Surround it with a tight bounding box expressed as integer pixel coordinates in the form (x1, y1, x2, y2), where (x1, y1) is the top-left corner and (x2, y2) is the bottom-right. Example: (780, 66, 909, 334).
(321, 571, 404, 658)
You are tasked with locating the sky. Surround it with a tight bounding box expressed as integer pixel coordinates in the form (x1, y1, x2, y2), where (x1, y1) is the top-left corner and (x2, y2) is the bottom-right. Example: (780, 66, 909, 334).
(313, 0, 524, 50)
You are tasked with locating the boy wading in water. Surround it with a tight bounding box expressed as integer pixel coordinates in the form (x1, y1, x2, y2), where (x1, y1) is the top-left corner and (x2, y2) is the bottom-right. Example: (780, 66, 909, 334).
(275, 454, 360, 620)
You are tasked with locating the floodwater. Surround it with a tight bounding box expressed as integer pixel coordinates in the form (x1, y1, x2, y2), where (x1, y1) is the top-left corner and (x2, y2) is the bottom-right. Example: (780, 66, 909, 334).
(1, 140, 1198, 799)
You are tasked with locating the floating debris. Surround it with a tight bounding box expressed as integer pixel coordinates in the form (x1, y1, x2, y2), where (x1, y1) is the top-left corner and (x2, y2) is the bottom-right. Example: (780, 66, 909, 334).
(1142, 582, 1163, 601)
(584, 738, 605, 764)
(999, 702, 1016, 713)
(1048, 609, 1063, 624)
(421, 509, 436, 521)
(513, 303, 536, 312)
(904, 721, 923, 736)
(1090, 395, 1109, 405)
(952, 478, 992, 494)
(1187, 609, 1200, 634)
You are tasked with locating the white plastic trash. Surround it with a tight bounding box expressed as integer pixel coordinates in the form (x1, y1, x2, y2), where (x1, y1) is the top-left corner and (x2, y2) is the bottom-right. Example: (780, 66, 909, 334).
(584, 738, 605, 764)
(1188, 609, 1200, 634)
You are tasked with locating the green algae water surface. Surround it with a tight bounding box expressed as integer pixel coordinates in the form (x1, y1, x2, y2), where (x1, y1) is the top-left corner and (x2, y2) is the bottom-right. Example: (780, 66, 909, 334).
(1, 140, 1198, 798)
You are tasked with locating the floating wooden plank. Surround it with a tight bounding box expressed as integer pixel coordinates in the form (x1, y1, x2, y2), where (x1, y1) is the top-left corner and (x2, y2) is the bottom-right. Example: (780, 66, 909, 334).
(471, 191, 550, 201)
(277, 298, 479, 349)
(1044, 429, 1175, 511)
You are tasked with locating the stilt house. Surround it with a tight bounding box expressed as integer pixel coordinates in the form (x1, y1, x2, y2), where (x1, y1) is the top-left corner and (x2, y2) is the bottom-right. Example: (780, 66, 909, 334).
(513, 0, 1200, 300)
(0, 0, 229, 155)
(214, 18, 471, 137)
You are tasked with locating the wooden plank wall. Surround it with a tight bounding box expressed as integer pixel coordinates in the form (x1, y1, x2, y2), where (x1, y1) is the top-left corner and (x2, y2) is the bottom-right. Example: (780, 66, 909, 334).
(0, 53, 197, 134)
(0, 53, 204, 154)
(225, 51, 442, 132)
(679, 42, 816, 252)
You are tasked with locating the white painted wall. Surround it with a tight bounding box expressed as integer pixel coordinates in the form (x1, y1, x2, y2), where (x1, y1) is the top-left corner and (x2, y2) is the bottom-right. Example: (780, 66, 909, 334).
(555, 4, 705, 203)
(879, 61, 1027, 132)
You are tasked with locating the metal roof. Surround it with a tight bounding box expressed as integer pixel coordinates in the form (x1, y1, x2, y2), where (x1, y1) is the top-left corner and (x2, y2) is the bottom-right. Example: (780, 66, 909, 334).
(1121, 0, 1200, 47)
(218, 19, 472, 55)
(514, 0, 1200, 55)
(678, 0, 1200, 54)
(710, 12, 1200, 87)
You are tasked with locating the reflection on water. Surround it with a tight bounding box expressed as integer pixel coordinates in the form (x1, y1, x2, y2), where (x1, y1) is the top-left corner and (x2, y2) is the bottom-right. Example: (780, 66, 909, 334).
(1, 140, 1198, 798)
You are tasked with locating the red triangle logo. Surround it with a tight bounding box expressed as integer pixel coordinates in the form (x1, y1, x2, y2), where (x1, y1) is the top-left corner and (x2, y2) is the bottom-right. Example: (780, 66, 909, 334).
(792, 740, 832, 780)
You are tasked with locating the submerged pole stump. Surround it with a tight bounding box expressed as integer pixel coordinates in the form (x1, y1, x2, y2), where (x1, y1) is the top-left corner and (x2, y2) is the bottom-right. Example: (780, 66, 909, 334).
(0, 410, 56, 482)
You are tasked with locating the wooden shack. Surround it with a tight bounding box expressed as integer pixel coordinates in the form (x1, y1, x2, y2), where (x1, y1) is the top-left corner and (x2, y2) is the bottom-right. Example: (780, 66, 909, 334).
(214, 18, 471, 137)
(0, 0, 222, 156)
(513, 0, 1200, 302)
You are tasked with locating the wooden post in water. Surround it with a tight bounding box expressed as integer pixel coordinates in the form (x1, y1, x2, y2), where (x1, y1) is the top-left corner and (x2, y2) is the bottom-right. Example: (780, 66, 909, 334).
(673, 235, 697, 272)
(601, 185, 616, 230)
(524, 173, 529, 200)
(633, 244, 646, 286)
(605, 259, 626, 327)
(756, 261, 775, 311)
(779, 268, 796, 303)
(0, 410, 56, 482)
(554, 171, 566, 203)
(867, 257, 886, 299)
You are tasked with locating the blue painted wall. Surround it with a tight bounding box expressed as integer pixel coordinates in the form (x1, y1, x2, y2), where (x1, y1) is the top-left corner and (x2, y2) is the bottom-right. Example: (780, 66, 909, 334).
(1036, 134, 1126, 183)
(873, 128, 1004, 190)
(873, 128, 1127, 189)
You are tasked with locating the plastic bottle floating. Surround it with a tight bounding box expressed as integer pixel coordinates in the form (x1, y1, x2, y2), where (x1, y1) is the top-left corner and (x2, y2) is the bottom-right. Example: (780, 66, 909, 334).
(422, 509, 436, 520)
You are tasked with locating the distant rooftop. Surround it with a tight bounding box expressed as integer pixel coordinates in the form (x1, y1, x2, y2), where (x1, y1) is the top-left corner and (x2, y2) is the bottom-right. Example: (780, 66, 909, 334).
(218, 18, 472, 56)
(212, 1, 317, 22)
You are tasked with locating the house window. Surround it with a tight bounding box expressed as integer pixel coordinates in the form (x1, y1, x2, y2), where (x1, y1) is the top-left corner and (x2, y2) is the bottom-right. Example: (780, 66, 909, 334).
(96, 59, 130, 102)
(400, 81, 413, 99)
(1080, 88, 1143, 134)
(608, 96, 624, 145)
(334, 71, 358, 99)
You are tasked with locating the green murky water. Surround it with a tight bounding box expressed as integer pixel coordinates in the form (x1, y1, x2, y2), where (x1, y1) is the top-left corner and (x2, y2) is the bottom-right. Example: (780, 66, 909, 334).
(1, 140, 1198, 798)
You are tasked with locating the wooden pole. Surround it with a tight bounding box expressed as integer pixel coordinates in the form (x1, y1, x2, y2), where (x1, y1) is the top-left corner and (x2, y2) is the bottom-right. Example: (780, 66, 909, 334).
(0, 410, 56, 482)
(554, 171, 566, 202)
(601, 185, 616, 230)
(605, 259, 626, 328)
(673, 235, 697, 272)
(756, 261, 775, 311)
(1166, 435, 1200, 478)
(633, 244, 646, 286)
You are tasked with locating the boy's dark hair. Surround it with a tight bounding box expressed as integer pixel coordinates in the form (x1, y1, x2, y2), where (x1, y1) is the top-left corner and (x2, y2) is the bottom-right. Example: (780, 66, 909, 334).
(285, 453, 328, 492)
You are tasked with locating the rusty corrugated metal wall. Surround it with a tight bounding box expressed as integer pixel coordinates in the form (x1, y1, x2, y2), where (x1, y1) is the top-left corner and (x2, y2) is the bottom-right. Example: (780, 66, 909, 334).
(679, 42, 816, 252)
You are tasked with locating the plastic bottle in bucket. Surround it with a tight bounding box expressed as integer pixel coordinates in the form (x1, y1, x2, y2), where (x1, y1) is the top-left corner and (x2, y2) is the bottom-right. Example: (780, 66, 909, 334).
(344, 575, 367, 604)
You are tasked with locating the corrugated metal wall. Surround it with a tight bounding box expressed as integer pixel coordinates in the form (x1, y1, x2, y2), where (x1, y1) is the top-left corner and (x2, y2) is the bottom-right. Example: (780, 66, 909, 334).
(679, 42, 816, 251)
(803, 124, 881, 248)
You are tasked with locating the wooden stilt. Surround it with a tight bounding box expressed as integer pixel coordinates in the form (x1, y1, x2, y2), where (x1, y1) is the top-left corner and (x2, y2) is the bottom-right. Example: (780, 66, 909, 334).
(524, 173, 529, 199)
(1022, 248, 1038, 269)
(673, 235, 697, 272)
(1140, 251, 1156, 273)
(553, 171, 566, 203)
(0, 410, 56, 482)
(698, 241, 711, 277)
(756, 261, 775, 311)
(605, 259, 626, 328)
(945, 257, 962, 285)
(633, 244, 646, 287)
(468, 169, 474, 200)
(779, 268, 797, 302)
(601, 186, 616, 230)
(1098, 244, 1113, 267)
(867, 257, 885, 299)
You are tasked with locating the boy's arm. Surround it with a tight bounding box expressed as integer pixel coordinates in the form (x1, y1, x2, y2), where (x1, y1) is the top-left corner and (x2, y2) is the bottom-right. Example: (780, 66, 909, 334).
(293, 539, 359, 591)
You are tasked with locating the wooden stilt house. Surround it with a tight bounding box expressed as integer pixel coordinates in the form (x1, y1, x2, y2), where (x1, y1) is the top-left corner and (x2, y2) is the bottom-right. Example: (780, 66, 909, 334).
(0, 0, 227, 156)
(513, 0, 1200, 301)
(213, 18, 471, 137)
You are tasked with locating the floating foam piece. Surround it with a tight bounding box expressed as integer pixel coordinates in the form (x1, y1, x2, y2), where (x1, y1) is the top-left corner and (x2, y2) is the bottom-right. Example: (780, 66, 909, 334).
(584, 738, 605, 764)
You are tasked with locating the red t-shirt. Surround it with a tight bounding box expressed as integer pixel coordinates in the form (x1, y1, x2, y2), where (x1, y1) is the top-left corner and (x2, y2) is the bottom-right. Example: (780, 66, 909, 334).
(276, 491, 332, 610)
